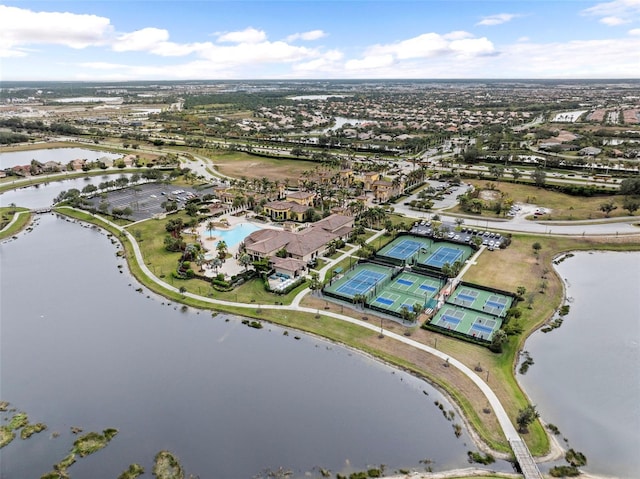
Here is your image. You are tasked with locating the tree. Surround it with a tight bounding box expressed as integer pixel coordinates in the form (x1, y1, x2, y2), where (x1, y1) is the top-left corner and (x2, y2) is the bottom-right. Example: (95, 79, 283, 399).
(516, 404, 540, 433)
(216, 240, 228, 261)
(309, 273, 322, 295)
(599, 200, 617, 217)
(623, 196, 640, 215)
(489, 329, 508, 352)
(210, 257, 222, 274)
(619, 177, 640, 196)
(206, 221, 215, 238)
(165, 218, 184, 238)
(184, 201, 199, 217)
(531, 168, 546, 187)
(238, 253, 252, 271)
(532, 242, 542, 255)
(516, 286, 526, 299)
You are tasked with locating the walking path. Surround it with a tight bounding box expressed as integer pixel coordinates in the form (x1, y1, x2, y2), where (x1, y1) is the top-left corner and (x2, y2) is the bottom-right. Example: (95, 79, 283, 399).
(59, 206, 542, 473)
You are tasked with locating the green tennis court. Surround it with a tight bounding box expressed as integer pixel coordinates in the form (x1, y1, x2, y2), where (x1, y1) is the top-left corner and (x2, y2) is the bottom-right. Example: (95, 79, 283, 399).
(323, 263, 394, 300)
(369, 271, 443, 317)
(416, 241, 473, 270)
(450, 285, 513, 316)
(377, 235, 433, 262)
(430, 305, 502, 341)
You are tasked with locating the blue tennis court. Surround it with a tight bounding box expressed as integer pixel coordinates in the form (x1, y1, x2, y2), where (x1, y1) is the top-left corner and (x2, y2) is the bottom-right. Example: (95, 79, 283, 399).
(381, 239, 423, 260)
(375, 297, 394, 305)
(458, 293, 476, 303)
(335, 269, 387, 297)
(397, 278, 413, 286)
(441, 315, 461, 326)
(424, 246, 464, 268)
(471, 323, 494, 334)
(419, 284, 437, 292)
(486, 301, 505, 309)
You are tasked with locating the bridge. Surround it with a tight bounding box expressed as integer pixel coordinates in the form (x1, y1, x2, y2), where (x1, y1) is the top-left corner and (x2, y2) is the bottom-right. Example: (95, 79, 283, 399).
(510, 439, 544, 479)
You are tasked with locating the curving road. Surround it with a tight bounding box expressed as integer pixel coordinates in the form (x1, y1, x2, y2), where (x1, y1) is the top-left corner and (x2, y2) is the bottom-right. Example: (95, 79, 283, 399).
(60, 207, 540, 467)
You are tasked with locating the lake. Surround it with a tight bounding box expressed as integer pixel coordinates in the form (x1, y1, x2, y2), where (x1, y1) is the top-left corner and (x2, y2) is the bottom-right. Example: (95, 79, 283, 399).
(0, 147, 121, 169)
(0, 214, 508, 478)
(519, 251, 640, 478)
(0, 174, 135, 210)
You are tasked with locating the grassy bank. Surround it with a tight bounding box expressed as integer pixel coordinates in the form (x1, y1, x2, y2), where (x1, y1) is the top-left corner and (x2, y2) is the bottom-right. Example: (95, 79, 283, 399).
(0, 207, 31, 239)
(54, 206, 640, 458)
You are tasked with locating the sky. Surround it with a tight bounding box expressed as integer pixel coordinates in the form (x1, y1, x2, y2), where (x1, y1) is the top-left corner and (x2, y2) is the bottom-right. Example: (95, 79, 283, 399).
(1, 0, 639, 81)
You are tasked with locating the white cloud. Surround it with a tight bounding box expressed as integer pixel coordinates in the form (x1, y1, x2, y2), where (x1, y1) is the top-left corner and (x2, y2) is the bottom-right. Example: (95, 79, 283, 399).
(345, 54, 394, 71)
(0, 5, 113, 57)
(286, 30, 326, 42)
(449, 37, 495, 56)
(113, 28, 169, 52)
(217, 27, 266, 44)
(600, 15, 630, 25)
(582, 0, 640, 24)
(357, 31, 494, 67)
(293, 50, 343, 73)
(477, 13, 521, 26)
(629, 28, 640, 35)
(79, 61, 134, 71)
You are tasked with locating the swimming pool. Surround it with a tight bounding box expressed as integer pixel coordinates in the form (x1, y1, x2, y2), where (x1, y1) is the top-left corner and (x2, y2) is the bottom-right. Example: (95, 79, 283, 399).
(206, 223, 263, 248)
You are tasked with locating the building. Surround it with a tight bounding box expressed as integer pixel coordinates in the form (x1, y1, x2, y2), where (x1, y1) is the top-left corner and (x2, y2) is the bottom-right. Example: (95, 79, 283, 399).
(243, 214, 354, 264)
(263, 200, 310, 221)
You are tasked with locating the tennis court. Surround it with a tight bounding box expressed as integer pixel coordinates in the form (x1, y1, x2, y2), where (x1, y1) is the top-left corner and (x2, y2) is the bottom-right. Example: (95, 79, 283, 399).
(323, 263, 394, 300)
(364, 270, 443, 318)
(483, 295, 510, 316)
(423, 246, 464, 268)
(449, 285, 513, 317)
(430, 305, 501, 341)
(451, 287, 479, 308)
(377, 235, 433, 262)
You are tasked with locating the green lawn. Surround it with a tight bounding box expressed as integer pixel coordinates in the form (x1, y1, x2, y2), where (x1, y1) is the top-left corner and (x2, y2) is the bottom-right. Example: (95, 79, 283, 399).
(0, 207, 31, 239)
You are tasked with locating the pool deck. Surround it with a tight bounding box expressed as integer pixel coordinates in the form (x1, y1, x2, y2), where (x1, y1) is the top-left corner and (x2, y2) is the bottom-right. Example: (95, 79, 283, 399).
(194, 213, 283, 279)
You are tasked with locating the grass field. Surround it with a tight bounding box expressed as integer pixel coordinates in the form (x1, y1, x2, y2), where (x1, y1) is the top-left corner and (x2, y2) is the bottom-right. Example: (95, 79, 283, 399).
(183, 147, 315, 182)
(462, 179, 630, 220)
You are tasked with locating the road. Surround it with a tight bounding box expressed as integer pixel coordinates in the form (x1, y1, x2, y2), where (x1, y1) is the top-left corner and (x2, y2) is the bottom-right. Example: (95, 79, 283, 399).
(55, 208, 550, 470)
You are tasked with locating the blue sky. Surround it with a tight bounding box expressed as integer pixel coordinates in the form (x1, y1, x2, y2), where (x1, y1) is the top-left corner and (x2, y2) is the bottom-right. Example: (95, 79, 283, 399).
(1, 0, 639, 81)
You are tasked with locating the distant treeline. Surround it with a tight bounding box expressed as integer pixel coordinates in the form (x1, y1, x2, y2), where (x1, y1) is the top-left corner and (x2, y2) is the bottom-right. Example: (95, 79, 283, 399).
(0, 118, 80, 135)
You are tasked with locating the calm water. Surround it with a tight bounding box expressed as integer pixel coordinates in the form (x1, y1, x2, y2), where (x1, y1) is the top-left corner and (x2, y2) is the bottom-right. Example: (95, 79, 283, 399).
(0, 174, 134, 210)
(0, 215, 502, 478)
(520, 251, 640, 478)
(0, 147, 121, 169)
(207, 223, 263, 248)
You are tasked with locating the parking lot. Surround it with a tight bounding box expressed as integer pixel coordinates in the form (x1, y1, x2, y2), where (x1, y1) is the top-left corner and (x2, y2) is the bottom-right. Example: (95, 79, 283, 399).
(411, 220, 505, 250)
(85, 183, 201, 222)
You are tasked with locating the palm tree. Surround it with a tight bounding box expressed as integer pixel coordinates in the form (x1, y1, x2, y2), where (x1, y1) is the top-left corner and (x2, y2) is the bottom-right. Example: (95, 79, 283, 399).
(216, 240, 228, 261)
(211, 257, 222, 274)
(238, 253, 252, 271)
(206, 220, 215, 238)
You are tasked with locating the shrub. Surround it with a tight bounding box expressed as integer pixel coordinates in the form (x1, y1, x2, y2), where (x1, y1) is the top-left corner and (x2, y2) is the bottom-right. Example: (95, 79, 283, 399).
(549, 465, 580, 477)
